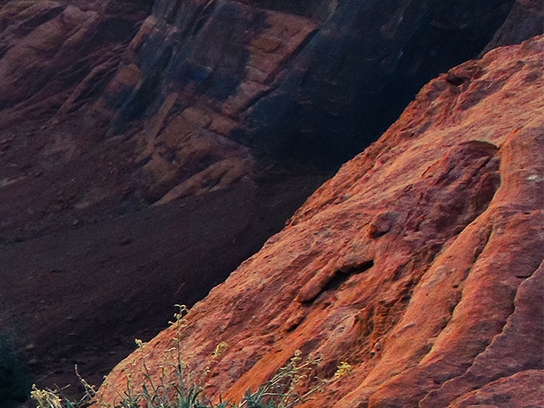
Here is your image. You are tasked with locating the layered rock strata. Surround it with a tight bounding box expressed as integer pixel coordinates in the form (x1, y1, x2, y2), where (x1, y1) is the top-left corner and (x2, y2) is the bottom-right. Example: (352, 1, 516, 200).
(95, 35, 544, 408)
(0, 0, 151, 124)
(0, 0, 524, 206)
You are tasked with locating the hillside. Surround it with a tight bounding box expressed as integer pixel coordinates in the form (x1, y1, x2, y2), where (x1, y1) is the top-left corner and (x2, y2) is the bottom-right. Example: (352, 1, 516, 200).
(95, 34, 544, 408)
(0, 0, 542, 404)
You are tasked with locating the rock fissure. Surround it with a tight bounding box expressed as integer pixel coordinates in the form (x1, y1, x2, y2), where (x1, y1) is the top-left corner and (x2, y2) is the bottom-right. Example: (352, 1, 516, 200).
(423, 294, 520, 404)
(18, 6, 65, 32)
(413, 224, 492, 359)
(421, 213, 525, 388)
(265, 27, 320, 84)
(232, 83, 278, 118)
(420, 261, 544, 407)
(308, 260, 377, 303)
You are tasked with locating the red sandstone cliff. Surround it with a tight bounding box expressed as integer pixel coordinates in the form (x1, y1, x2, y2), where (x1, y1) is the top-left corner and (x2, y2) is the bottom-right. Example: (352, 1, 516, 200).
(0, 0, 542, 400)
(95, 35, 544, 407)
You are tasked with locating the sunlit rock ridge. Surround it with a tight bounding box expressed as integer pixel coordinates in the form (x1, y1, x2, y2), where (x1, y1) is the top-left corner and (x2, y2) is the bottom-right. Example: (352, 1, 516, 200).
(96, 35, 544, 408)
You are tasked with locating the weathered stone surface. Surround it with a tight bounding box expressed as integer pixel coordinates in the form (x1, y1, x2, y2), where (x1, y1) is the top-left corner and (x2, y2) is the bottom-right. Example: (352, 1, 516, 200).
(483, 0, 544, 54)
(0, 0, 541, 401)
(80, 0, 528, 204)
(1, 0, 538, 207)
(95, 0, 522, 172)
(0, 0, 151, 124)
(447, 370, 544, 408)
(0, 0, 324, 393)
(421, 263, 544, 406)
(94, 35, 544, 408)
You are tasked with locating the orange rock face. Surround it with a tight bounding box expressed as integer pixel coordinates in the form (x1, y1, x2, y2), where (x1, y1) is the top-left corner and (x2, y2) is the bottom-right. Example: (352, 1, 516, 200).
(95, 35, 544, 407)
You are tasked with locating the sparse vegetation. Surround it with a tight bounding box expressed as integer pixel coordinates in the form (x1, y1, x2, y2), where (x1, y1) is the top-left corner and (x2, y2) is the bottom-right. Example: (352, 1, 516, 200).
(32, 305, 350, 408)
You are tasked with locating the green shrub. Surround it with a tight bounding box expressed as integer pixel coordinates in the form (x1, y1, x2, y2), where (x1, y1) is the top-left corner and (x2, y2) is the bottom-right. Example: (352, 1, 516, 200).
(0, 334, 32, 408)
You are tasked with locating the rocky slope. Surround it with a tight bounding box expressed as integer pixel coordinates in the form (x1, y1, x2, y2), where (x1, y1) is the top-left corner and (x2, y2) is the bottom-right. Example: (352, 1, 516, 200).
(95, 35, 544, 407)
(0, 0, 541, 402)
(483, 0, 544, 53)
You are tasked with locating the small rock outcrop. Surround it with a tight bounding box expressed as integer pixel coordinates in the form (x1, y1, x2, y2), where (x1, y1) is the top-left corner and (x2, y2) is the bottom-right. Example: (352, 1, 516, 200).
(0, 0, 151, 123)
(95, 35, 544, 407)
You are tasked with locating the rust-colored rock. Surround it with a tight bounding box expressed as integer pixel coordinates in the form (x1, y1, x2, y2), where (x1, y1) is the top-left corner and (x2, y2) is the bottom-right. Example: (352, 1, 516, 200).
(95, 35, 544, 407)
(0, 0, 541, 402)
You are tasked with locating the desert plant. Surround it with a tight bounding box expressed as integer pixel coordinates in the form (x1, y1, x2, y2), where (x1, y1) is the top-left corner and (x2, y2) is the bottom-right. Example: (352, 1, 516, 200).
(30, 367, 96, 408)
(238, 350, 324, 408)
(32, 305, 349, 408)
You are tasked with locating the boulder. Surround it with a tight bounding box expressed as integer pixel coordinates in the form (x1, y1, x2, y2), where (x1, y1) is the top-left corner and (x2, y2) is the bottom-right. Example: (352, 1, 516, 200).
(95, 35, 544, 408)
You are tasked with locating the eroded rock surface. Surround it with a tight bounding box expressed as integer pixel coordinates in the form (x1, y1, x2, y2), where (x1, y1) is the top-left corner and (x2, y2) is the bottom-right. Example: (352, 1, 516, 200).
(95, 35, 544, 408)
(0, 0, 151, 123)
(93, 0, 521, 182)
(0, 0, 541, 401)
(0, 0, 526, 207)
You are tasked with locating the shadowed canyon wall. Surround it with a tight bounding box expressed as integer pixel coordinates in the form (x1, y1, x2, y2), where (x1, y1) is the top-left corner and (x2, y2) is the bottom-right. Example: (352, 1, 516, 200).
(93, 0, 519, 172)
(1, 0, 536, 206)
